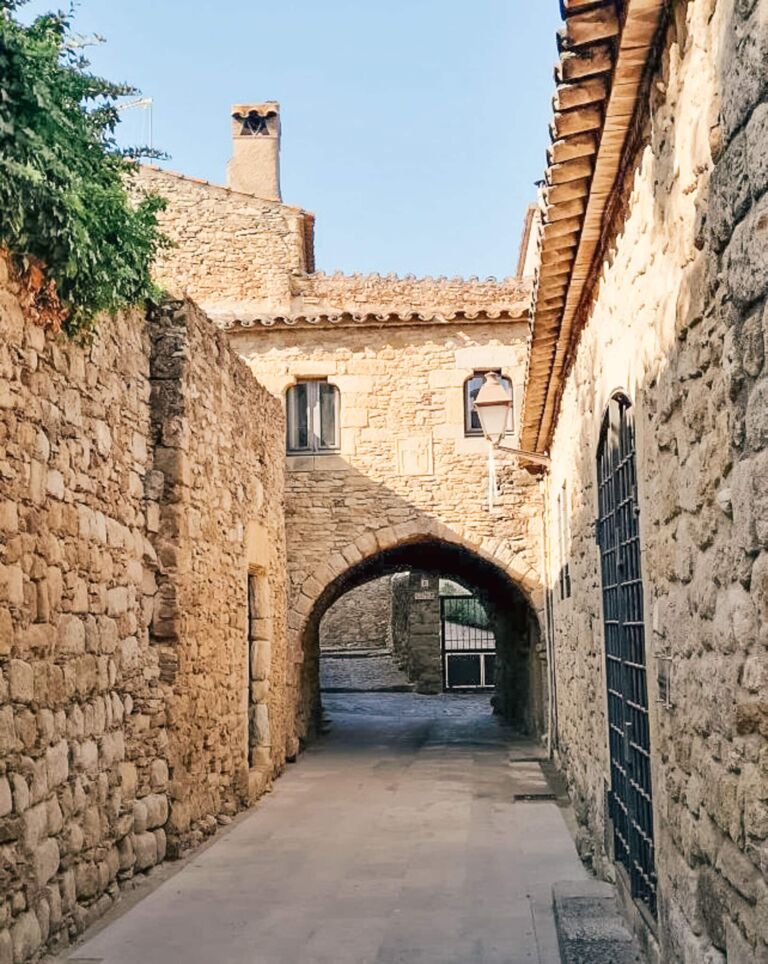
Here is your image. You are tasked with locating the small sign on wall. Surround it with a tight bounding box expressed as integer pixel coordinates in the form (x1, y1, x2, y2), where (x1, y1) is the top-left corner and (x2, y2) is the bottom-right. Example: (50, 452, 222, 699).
(396, 437, 434, 477)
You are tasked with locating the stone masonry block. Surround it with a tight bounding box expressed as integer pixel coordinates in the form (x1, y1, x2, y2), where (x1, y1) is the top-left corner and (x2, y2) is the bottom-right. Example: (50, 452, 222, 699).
(746, 101, 768, 201)
(0, 930, 11, 964)
(708, 130, 749, 250)
(34, 837, 60, 887)
(8, 661, 33, 703)
(725, 184, 768, 308)
(10, 912, 41, 964)
(0, 779, 11, 819)
(732, 450, 768, 551)
(45, 740, 68, 789)
(143, 793, 168, 830)
(721, 2, 768, 139)
(23, 801, 48, 850)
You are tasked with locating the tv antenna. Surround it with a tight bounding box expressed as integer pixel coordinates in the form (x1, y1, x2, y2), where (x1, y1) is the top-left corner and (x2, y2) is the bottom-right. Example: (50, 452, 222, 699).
(117, 97, 153, 149)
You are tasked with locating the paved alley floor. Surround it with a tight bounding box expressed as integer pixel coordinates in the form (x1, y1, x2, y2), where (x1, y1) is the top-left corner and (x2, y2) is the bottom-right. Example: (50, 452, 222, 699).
(61, 694, 587, 964)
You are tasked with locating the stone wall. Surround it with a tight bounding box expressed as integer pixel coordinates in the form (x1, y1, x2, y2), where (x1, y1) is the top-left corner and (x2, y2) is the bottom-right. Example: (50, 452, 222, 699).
(135, 167, 311, 316)
(146, 301, 288, 853)
(230, 317, 545, 736)
(0, 260, 163, 961)
(135, 157, 546, 740)
(319, 576, 391, 651)
(399, 573, 442, 695)
(0, 262, 287, 961)
(291, 271, 529, 318)
(545, 1, 768, 960)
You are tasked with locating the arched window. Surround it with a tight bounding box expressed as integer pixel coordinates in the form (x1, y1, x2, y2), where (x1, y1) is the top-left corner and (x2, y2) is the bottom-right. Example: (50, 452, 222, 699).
(596, 393, 656, 916)
(464, 370, 513, 436)
(286, 380, 340, 453)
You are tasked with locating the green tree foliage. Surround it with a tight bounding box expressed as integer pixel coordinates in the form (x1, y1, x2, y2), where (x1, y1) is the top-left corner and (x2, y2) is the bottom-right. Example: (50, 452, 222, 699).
(0, 1, 166, 334)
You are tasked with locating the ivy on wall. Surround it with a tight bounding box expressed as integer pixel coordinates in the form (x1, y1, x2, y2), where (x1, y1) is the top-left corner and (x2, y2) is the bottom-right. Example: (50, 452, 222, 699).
(0, 1, 167, 335)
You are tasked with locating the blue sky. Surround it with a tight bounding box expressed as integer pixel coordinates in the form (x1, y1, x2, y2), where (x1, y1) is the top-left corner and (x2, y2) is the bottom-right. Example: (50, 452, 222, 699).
(22, 1, 561, 279)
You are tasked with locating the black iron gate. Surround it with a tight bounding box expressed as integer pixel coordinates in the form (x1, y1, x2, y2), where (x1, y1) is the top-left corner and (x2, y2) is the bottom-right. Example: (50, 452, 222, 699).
(440, 596, 495, 691)
(596, 395, 656, 916)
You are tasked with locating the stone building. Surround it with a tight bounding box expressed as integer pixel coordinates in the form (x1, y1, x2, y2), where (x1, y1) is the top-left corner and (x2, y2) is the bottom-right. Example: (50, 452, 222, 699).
(1, 1, 766, 961)
(521, 0, 768, 960)
(139, 115, 549, 741)
(141, 0, 768, 959)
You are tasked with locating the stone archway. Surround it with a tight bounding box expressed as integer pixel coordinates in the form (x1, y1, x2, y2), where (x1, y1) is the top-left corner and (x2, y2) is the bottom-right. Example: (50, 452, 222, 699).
(292, 529, 546, 744)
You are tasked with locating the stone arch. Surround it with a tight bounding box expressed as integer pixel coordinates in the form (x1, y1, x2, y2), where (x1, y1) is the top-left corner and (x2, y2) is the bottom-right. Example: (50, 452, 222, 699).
(291, 524, 546, 744)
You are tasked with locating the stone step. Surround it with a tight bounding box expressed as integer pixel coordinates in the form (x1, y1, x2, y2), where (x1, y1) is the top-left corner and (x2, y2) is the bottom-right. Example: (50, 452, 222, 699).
(553, 879, 645, 963)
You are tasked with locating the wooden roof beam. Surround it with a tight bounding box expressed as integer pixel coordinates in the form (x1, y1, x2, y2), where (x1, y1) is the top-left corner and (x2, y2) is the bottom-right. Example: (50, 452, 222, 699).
(557, 43, 614, 82)
(564, 5, 620, 49)
(560, 0, 609, 11)
(552, 104, 603, 139)
(554, 76, 609, 112)
(547, 197, 587, 222)
(541, 219, 582, 243)
(544, 177, 591, 205)
(547, 155, 595, 185)
(548, 132, 598, 164)
(540, 249, 576, 269)
(538, 260, 573, 281)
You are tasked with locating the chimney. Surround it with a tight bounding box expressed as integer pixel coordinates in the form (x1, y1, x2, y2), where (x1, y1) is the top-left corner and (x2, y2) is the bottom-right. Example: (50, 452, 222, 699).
(226, 102, 281, 201)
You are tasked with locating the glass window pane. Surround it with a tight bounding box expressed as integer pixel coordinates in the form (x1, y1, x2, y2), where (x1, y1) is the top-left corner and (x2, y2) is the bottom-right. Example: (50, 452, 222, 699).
(501, 376, 513, 432)
(318, 383, 338, 449)
(288, 383, 309, 451)
(465, 370, 512, 435)
(466, 375, 484, 432)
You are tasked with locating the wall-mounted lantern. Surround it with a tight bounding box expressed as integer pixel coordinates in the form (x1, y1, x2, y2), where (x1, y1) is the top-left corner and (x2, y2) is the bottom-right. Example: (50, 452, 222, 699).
(473, 372, 551, 508)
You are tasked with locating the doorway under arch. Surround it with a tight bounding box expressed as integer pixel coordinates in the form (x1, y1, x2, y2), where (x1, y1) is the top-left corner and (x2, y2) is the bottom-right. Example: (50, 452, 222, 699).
(297, 538, 547, 743)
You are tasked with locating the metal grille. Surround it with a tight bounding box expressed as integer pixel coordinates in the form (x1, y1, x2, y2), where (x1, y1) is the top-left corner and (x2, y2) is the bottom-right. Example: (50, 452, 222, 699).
(596, 395, 656, 916)
(247, 574, 258, 756)
(440, 596, 495, 691)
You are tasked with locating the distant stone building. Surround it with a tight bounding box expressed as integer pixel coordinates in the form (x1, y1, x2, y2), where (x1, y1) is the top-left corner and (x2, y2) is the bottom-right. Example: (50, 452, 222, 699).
(139, 112, 548, 741)
(319, 576, 392, 652)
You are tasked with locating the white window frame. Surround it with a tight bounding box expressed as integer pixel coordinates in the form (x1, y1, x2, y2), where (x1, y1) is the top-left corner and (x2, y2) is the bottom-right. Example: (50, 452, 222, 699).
(286, 380, 340, 454)
(464, 369, 514, 437)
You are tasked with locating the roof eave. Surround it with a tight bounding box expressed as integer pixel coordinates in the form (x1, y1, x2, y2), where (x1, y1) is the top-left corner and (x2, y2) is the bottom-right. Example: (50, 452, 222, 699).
(519, 0, 669, 463)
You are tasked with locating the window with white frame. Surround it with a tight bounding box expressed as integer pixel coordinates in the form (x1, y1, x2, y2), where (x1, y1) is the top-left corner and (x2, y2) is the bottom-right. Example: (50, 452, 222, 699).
(286, 380, 340, 454)
(464, 370, 514, 436)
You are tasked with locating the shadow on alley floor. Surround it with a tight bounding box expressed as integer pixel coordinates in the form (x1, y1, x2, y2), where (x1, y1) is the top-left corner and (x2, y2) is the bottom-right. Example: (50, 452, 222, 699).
(58, 694, 591, 964)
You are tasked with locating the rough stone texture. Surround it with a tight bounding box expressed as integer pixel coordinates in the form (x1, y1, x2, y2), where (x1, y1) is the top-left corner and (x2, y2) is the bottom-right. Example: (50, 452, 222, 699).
(135, 166, 311, 317)
(552, 880, 643, 964)
(0, 262, 287, 960)
(0, 257, 162, 962)
(319, 652, 412, 693)
(393, 572, 442, 695)
(136, 130, 546, 747)
(229, 318, 545, 738)
(545, 1, 768, 960)
(319, 576, 392, 651)
(146, 301, 288, 853)
(136, 162, 529, 327)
